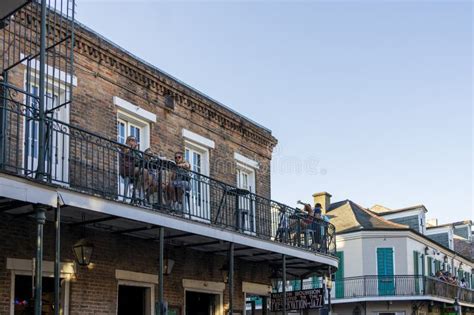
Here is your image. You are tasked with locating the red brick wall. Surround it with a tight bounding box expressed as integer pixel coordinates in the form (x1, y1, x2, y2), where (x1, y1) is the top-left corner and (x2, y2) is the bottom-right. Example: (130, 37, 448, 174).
(0, 214, 271, 314)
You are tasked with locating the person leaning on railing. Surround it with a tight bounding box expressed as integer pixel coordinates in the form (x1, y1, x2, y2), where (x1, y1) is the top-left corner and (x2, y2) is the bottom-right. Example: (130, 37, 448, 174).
(169, 151, 191, 210)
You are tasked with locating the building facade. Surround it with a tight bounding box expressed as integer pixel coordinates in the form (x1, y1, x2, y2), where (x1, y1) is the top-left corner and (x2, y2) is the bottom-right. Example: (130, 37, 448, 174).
(0, 2, 337, 315)
(313, 192, 474, 315)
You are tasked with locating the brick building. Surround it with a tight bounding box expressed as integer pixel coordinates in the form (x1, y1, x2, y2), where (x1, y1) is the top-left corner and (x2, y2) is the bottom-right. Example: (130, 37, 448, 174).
(0, 2, 337, 315)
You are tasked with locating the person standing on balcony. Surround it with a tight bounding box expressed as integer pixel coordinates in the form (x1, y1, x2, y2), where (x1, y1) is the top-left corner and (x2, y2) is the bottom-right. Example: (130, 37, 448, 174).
(313, 203, 322, 219)
(170, 151, 191, 210)
(119, 136, 149, 201)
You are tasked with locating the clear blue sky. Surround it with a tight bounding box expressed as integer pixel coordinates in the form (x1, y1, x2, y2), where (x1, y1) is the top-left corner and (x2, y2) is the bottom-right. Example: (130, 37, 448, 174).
(76, 1, 473, 224)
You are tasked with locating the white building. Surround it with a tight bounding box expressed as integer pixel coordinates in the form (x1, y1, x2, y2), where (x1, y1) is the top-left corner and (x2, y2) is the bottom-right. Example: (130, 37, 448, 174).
(311, 192, 474, 315)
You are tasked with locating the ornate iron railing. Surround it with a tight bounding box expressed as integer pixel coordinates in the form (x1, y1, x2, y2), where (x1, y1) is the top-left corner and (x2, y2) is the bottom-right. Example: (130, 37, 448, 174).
(0, 85, 336, 255)
(332, 275, 474, 304)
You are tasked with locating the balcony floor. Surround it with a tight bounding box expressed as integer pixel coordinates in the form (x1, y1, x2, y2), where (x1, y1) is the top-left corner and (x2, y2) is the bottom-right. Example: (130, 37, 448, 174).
(0, 172, 337, 277)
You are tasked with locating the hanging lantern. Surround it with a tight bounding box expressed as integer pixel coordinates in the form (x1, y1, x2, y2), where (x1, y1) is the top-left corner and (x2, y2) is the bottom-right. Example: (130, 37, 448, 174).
(72, 238, 94, 266)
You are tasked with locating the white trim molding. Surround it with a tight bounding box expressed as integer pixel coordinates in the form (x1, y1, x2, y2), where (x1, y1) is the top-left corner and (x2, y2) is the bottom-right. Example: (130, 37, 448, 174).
(7, 258, 75, 275)
(242, 281, 271, 296)
(182, 129, 215, 149)
(20, 53, 78, 86)
(182, 279, 225, 293)
(115, 269, 158, 284)
(114, 96, 157, 123)
(234, 152, 259, 170)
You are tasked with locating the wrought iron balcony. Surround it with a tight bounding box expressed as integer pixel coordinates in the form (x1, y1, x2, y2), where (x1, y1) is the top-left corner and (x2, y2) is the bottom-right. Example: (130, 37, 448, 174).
(0, 84, 336, 256)
(332, 275, 474, 304)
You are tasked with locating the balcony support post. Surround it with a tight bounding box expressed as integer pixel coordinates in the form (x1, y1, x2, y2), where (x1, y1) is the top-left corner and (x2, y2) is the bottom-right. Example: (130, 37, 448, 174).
(158, 226, 164, 315)
(282, 254, 287, 315)
(0, 72, 7, 169)
(228, 242, 234, 315)
(34, 205, 47, 315)
(36, 0, 48, 181)
(54, 198, 61, 315)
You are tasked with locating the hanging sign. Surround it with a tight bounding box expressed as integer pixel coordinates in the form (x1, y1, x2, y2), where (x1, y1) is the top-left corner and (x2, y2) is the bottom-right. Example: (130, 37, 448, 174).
(270, 288, 324, 311)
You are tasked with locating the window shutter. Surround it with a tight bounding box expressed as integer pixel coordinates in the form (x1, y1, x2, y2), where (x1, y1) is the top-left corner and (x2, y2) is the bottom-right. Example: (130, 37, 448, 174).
(427, 257, 433, 276)
(413, 251, 419, 275)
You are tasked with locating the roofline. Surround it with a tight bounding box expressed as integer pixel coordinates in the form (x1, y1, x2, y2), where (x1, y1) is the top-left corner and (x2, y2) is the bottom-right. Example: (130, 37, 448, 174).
(376, 205, 427, 216)
(336, 228, 473, 263)
(73, 19, 273, 135)
(427, 220, 473, 229)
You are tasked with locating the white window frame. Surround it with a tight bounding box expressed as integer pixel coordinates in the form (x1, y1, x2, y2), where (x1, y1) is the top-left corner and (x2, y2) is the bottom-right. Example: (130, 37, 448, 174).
(22, 70, 71, 185)
(184, 140, 211, 222)
(236, 161, 256, 235)
(7, 258, 73, 315)
(115, 269, 157, 315)
(116, 111, 150, 151)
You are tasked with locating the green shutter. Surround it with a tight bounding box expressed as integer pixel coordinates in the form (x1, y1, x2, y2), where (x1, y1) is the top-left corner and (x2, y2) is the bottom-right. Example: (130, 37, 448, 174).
(413, 251, 419, 275)
(421, 254, 425, 276)
(377, 248, 395, 295)
(428, 257, 433, 276)
(413, 251, 420, 294)
(335, 251, 344, 298)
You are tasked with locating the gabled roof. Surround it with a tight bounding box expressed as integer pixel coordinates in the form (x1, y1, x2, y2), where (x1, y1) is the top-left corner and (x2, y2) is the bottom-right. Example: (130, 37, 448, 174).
(327, 200, 409, 234)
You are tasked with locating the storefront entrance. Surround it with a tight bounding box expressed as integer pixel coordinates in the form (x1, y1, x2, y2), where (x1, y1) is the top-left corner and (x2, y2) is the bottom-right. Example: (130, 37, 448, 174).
(185, 291, 219, 315)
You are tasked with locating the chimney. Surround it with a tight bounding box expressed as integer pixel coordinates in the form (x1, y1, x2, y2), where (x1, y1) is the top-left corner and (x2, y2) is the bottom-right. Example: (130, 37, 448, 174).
(312, 192, 332, 215)
(427, 218, 438, 227)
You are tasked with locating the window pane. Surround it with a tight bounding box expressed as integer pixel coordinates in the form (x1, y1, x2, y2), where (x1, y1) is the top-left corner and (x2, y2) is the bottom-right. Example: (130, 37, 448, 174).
(117, 121, 126, 144)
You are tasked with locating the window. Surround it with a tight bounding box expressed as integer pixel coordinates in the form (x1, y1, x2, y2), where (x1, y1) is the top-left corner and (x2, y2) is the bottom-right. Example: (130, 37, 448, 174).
(185, 141, 210, 221)
(116, 113, 149, 150)
(23, 81, 70, 184)
(234, 153, 259, 234)
(236, 164, 256, 234)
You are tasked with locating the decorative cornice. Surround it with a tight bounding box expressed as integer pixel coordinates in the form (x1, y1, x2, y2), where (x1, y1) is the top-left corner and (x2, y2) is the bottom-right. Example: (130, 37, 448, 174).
(74, 27, 278, 151)
(13, 7, 278, 151)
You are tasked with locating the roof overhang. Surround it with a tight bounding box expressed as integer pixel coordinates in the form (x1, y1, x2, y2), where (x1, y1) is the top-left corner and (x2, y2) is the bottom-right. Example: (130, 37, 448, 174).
(0, 0, 30, 21)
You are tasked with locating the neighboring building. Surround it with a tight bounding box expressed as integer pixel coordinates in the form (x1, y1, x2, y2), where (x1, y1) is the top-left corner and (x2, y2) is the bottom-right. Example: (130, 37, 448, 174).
(311, 192, 474, 315)
(0, 3, 337, 315)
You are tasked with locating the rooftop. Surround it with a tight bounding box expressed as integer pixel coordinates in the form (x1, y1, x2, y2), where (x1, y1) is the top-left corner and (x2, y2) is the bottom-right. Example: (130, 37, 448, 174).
(327, 200, 408, 234)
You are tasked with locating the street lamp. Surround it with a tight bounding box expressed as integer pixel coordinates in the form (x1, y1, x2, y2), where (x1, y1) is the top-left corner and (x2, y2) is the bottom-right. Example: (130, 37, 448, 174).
(163, 258, 175, 275)
(220, 264, 229, 283)
(72, 238, 94, 266)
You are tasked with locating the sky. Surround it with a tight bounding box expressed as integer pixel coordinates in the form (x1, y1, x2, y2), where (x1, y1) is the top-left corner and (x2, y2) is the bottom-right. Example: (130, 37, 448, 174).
(75, 0, 473, 224)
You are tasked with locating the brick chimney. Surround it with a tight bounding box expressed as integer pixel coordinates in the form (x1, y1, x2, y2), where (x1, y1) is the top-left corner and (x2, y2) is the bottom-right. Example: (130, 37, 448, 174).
(312, 192, 332, 215)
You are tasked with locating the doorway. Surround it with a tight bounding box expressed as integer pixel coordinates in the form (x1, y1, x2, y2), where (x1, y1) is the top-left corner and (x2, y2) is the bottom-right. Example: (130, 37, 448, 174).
(117, 284, 149, 315)
(185, 291, 219, 315)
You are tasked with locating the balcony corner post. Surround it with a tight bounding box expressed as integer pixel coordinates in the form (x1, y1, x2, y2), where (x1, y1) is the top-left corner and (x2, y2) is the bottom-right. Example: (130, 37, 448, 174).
(34, 204, 47, 315)
(282, 254, 287, 315)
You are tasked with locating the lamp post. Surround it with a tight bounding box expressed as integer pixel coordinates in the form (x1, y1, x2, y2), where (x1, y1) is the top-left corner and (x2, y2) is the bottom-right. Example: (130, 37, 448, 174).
(326, 276, 333, 315)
